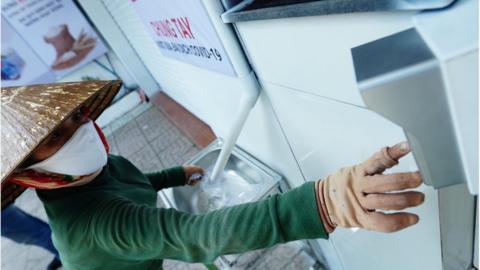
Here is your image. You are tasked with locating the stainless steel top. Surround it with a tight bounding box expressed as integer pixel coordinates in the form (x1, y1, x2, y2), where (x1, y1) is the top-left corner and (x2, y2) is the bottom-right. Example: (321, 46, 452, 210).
(222, 0, 456, 23)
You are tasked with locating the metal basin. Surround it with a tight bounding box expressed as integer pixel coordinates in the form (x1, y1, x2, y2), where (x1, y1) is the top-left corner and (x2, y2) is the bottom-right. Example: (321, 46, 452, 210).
(160, 139, 282, 214)
(158, 139, 313, 269)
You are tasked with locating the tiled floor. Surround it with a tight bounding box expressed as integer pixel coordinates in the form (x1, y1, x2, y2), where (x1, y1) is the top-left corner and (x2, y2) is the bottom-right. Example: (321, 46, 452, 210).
(104, 103, 200, 173)
(151, 92, 216, 148)
(2, 103, 321, 270)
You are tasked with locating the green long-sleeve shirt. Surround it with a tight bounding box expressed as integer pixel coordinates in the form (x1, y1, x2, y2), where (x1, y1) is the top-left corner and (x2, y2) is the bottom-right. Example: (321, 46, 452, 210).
(37, 155, 327, 270)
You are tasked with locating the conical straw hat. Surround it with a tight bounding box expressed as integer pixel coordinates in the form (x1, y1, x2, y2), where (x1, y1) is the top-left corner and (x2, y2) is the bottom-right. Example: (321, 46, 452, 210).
(1, 80, 121, 208)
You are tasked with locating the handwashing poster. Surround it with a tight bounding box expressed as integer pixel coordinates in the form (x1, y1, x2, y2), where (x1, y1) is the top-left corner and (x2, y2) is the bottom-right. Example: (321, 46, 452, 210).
(1, 17, 55, 87)
(1, 0, 107, 83)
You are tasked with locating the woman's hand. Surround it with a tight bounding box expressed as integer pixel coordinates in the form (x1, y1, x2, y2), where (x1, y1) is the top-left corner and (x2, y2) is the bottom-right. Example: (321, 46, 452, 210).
(183, 165, 205, 186)
(316, 141, 424, 233)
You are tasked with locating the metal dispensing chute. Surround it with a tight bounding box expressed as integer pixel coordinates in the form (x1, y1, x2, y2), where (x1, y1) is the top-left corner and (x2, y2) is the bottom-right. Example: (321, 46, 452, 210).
(351, 0, 478, 194)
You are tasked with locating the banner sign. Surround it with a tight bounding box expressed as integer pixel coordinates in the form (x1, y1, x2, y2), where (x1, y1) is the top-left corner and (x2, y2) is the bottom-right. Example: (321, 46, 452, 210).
(1, 0, 108, 82)
(131, 0, 236, 76)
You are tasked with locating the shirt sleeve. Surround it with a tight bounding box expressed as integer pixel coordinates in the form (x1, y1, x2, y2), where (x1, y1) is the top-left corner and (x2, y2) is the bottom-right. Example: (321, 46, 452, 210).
(88, 181, 328, 263)
(144, 166, 186, 190)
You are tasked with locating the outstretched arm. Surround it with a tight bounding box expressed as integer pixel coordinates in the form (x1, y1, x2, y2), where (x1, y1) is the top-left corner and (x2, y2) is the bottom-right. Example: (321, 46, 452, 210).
(88, 181, 327, 263)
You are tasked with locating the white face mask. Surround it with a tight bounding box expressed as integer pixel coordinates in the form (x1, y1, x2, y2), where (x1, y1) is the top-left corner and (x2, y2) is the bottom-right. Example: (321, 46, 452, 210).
(27, 121, 108, 176)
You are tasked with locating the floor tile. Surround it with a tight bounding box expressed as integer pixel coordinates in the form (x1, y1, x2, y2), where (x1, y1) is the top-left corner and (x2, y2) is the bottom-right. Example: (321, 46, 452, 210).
(128, 145, 164, 173)
(114, 121, 149, 157)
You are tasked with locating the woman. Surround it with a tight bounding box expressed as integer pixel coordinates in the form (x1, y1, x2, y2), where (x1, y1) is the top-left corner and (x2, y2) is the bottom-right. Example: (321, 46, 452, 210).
(1, 80, 424, 269)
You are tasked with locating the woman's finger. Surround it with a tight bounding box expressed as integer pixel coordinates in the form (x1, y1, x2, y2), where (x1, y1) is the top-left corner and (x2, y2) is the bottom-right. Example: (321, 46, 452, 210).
(362, 172, 422, 193)
(364, 211, 419, 233)
(362, 142, 411, 175)
(361, 191, 425, 211)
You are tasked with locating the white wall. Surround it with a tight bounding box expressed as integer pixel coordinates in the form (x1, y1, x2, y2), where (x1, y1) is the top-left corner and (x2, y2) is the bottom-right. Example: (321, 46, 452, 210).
(77, 0, 160, 96)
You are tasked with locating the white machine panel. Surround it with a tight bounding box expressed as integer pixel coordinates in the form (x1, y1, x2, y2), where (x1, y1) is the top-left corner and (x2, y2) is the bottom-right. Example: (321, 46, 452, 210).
(264, 82, 443, 270)
(234, 11, 414, 107)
